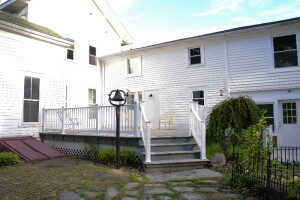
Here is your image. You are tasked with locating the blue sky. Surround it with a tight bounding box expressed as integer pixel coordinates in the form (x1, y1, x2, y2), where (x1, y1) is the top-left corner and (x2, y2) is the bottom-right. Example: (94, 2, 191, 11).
(107, 0, 300, 48)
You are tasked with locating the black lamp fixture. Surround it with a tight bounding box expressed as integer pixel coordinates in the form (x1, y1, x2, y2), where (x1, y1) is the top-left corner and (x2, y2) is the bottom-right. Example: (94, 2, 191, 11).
(108, 89, 126, 169)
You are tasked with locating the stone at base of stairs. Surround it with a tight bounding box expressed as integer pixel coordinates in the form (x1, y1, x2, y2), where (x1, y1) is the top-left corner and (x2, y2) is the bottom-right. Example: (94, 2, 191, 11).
(144, 159, 210, 172)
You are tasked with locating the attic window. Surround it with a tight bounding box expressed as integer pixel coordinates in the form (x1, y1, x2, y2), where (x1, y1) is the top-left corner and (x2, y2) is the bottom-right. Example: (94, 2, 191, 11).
(89, 46, 97, 65)
(67, 49, 74, 60)
(126, 56, 141, 76)
(273, 35, 298, 68)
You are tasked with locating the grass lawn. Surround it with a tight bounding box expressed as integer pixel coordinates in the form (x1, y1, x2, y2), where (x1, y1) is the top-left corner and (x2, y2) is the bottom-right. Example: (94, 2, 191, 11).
(0, 157, 146, 200)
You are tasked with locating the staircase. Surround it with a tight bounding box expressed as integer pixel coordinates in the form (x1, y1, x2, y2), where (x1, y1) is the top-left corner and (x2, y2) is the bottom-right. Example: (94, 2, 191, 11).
(140, 132, 209, 172)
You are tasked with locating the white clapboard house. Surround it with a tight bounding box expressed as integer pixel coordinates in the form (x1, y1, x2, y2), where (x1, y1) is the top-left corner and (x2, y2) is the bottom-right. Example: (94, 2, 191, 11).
(1, 0, 299, 170)
(100, 17, 300, 148)
(0, 0, 132, 138)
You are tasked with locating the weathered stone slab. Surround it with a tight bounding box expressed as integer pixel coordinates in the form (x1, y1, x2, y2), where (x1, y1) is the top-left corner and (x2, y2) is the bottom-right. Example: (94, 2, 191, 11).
(60, 190, 81, 200)
(143, 195, 155, 200)
(124, 182, 140, 190)
(122, 197, 138, 200)
(125, 190, 138, 195)
(144, 183, 165, 187)
(170, 181, 191, 185)
(144, 188, 173, 195)
(159, 196, 172, 200)
(173, 187, 194, 192)
(179, 193, 205, 200)
(106, 187, 119, 199)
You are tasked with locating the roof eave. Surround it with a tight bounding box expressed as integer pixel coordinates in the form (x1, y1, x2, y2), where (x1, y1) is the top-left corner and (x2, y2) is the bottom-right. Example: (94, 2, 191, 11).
(100, 17, 300, 59)
(0, 19, 73, 47)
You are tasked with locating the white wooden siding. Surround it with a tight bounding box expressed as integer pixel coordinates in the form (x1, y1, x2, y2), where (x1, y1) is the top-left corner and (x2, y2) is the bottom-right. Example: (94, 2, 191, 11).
(0, 30, 66, 138)
(103, 41, 228, 129)
(227, 25, 300, 92)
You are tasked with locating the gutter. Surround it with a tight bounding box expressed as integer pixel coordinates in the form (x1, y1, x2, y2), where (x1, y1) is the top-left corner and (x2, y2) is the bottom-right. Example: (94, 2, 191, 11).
(0, 19, 73, 47)
(100, 17, 300, 59)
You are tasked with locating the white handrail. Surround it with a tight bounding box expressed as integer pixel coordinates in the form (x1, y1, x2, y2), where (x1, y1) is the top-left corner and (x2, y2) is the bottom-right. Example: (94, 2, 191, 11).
(189, 102, 207, 160)
(42, 104, 138, 135)
(139, 103, 151, 163)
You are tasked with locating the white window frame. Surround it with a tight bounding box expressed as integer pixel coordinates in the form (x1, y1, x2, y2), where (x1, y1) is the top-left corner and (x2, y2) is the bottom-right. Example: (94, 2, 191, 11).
(88, 89, 97, 119)
(269, 32, 300, 73)
(125, 56, 142, 77)
(191, 90, 206, 106)
(188, 45, 205, 67)
(21, 75, 41, 125)
(89, 45, 97, 66)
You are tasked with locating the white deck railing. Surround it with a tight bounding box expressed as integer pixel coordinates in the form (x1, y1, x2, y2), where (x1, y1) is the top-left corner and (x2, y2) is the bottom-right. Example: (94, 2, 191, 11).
(139, 103, 151, 162)
(42, 103, 139, 136)
(189, 102, 207, 159)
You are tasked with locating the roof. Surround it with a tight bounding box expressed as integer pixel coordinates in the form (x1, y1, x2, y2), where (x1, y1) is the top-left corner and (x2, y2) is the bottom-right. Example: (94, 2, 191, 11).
(101, 16, 300, 59)
(0, 11, 64, 39)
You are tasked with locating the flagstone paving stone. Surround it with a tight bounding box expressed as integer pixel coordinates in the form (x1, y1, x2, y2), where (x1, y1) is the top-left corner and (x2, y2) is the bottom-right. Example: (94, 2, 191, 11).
(173, 186, 195, 192)
(125, 190, 138, 195)
(170, 181, 191, 185)
(179, 193, 205, 200)
(143, 195, 155, 200)
(124, 182, 140, 190)
(59, 190, 81, 200)
(106, 187, 119, 199)
(144, 188, 173, 195)
(121, 197, 138, 200)
(158, 196, 173, 200)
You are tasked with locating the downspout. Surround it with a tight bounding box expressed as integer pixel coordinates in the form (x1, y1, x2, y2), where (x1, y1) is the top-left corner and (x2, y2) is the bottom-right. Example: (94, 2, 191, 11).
(99, 59, 105, 106)
(223, 40, 231, 97)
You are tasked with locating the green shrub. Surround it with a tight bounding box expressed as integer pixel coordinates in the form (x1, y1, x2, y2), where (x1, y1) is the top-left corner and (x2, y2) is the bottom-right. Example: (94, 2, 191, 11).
(207, 143, 224, 159)
(0, 152, 20, 166)
(120, 150, 135, 166)
(207, 96, 262, 146)
(97, 148, 115, 164)
(206, 143, 234, 161)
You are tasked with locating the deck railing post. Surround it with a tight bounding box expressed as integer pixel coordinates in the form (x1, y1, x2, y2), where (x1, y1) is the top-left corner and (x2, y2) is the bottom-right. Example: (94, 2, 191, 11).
(133, 103, 138, 137)
(42, 108, 46, 133)
(61, 106, 65, 134)
(145, 123, 151, 163)
(95, 104, 99, 135)
(201, 121, 207, 159)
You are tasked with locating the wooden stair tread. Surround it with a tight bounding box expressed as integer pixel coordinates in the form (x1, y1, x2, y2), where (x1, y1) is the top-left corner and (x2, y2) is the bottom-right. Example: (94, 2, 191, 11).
(141, 150, 200, 155)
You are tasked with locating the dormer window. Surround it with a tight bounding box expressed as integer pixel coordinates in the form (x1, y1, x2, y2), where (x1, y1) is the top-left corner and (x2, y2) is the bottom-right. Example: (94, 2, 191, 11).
(89, 46, 97, 65)
(67, 49, 74, 60)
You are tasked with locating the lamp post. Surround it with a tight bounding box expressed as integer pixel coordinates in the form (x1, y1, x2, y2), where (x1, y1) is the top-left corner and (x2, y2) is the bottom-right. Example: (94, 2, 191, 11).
(108, 89, 126, 169)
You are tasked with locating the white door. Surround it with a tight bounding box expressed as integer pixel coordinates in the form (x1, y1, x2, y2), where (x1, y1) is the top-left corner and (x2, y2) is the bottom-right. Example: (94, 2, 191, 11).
(278, 100, 300, 147)
(144, 90, 160, 129)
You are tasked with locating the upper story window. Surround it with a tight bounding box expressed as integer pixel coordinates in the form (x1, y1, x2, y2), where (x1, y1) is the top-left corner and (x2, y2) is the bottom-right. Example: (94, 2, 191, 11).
(23, 76, 40, 123)
(89, 46, 97, 66)
(126, 56, 141, 76)
(125, 94, 135, 105)
(273, 34, 298, 68)
(192, 90, 204, 105)
(67, 49, 74, 60)
(189, 47, 201, 65)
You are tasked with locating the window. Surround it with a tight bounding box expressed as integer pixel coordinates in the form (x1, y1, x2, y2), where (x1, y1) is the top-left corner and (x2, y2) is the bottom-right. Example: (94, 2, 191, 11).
(67, 49, 74, 60)
(88, 89, 96, 118)
(258, 104, 274, 130)
(125, 94, 135, 105)
(89, 46, 97, 65)
(138, 92, 143, 102)
(189, 47, 201, 65)
(23, 76, 40, 122)
(282, 102, 297, 124)
(126, 57, 141, 76)
(192, 90, 204, 105)
(273, 34, 298, 68)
